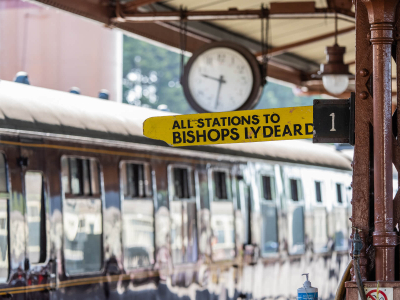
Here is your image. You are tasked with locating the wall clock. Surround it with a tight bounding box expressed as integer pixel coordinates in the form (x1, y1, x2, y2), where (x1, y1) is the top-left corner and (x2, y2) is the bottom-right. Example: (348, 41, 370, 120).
(181, 41, 264, 113)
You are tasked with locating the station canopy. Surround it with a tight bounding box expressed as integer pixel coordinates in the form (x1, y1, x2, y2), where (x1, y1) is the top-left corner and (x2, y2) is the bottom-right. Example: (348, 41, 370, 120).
(30, 0, 377, 97)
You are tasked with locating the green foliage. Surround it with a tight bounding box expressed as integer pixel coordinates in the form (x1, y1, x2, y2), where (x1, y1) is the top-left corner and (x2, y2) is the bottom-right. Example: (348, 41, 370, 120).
(123, 35, 194, 114)
(255, 81, 316, 110)
(123, 35, 318, 114)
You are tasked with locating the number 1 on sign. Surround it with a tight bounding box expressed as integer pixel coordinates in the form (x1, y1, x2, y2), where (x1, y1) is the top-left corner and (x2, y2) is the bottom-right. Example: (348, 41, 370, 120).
(330, 113, 336, 132)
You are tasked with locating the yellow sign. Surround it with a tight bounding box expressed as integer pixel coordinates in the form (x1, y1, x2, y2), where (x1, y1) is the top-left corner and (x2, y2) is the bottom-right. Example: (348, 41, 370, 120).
(143, 106, 313, 147)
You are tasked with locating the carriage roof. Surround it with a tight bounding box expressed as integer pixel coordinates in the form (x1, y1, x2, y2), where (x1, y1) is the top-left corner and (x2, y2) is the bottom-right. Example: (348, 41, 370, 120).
(0, 80, 351, 171)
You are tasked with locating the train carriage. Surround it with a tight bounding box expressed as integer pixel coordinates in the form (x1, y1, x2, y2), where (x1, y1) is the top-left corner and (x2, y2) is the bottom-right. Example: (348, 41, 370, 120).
(0, 80, 352, 300)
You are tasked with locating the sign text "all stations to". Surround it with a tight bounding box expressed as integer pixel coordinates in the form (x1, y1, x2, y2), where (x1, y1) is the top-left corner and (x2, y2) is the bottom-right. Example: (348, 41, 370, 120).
(143, 106, 313, 147)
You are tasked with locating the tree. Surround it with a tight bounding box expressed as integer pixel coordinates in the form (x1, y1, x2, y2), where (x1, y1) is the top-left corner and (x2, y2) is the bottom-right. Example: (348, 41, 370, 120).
(123, 35, 195, 114)
(123, 35, 318, 114)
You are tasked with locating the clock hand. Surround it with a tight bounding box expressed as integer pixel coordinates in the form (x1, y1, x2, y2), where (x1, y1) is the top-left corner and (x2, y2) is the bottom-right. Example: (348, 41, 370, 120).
(214, 75, 226, 109)
(201, 74, 227, 83)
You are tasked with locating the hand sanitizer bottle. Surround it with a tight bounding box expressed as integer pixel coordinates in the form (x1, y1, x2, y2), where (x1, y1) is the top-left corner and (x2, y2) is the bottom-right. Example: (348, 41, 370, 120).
(297, 273, 318, 300)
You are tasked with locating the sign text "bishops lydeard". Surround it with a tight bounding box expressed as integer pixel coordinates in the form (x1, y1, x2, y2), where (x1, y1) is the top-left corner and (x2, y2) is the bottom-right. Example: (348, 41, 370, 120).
(143, 106, 313, 147)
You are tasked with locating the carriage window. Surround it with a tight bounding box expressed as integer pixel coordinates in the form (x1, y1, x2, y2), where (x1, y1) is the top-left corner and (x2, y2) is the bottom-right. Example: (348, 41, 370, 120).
(290, 179, 301, 201)
(336, 184, 343, 203)
(214, 171, 227, 200)
(210, 169, 234, 260)
(260, 174, 277, 255)
(0, 155, 7, 193)
(235, 179, 242, 210)
(61, 157, 102, 275)
(290, 206, 305, 254)
(0, 199, 7, 282)
(63, 158, 100, 196)
(61, 158, 70, 194)
(262, 176, 275, 200)
(315, 181, 322, 203)
(236, 178, 251, 245)
(261, 204, 278, 255)
(199, 170, 210, 209)
(121, 162, 154, 269)
(121, 163, 152, 198)
(0, 154, 8, 282)
(25, 172, 46, 264)
(63, 199, 102, 274)
(173, 168, 190, 199)
(169, 166, 197, 264)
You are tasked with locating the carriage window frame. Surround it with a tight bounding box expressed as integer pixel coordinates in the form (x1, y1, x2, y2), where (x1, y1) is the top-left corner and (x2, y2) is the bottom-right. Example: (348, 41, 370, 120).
(63, 157, 101, 199)
(120, 160, 155, 270)
(234, 175, 243, 211)
(286, 176, 305, 255)
(209, 168, 232, 202)
(259, 171, 279, 257)
(61, 156, 104, 276)
(336, 183, 345, 204)
(168, 165, 195, 201)
(208, 166, 235, 262)
(234, 173, 251, 246)
(121, 161, 152, 200)
(0, 152, 10, 283)
(167, 164, 198, 265)
(289, 178, 303, 202)
(260, 173, 276, 202)
(311, 180, 328, 253)
(315, 181, 323, 203)
(24, 171, 47, 265)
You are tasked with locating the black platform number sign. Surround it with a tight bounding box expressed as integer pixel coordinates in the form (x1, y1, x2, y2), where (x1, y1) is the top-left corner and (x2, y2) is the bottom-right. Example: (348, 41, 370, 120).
(313, 93, 355, 145)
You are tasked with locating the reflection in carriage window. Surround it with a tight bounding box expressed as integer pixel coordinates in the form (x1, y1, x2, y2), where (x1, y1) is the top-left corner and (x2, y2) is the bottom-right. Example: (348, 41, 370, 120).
(169, 166, 198, 264)
(210, 204, 235, 260)
(210, 169, 234, 260)
(313, 207, 328, 252)
(315, 181, 322, 203)
(0, 154, 8, 282)
(216, 229, 225, 243)
(261, 204, 278, 255)
(260, 174, 278, 255)
(121, 162, 154, 269)
(236, 178, 251, 245)
(63, 199, 102, 274)
(25, 172, 46, 264)
(61, 157, 102, 275)
(334, 207, 348, 251)
(199, 170, 209, 209)
(214, 171, 227, 200)
(0, 200, 7, 282)
(336, 184, 343, 203)
(289, 206, 305, 254)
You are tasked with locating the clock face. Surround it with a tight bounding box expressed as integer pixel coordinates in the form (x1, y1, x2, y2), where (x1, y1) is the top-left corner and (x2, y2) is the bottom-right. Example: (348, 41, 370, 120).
(187, 47, 255, 112)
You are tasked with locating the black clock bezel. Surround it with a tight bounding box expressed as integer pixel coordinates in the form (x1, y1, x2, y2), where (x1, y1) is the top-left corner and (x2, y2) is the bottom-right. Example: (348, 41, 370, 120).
(181, 41, 264, 113)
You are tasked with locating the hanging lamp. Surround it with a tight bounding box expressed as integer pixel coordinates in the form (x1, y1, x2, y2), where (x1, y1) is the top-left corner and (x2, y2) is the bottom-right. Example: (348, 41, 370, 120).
(313, 13, 353, 95)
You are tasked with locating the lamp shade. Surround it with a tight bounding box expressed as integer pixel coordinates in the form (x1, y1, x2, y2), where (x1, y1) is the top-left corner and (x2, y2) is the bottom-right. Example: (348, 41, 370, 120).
(322, 75, 349, 95)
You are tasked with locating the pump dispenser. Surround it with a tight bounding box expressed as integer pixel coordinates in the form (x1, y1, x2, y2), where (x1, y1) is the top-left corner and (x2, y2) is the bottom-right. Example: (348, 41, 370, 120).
(297, 274, 318, 300)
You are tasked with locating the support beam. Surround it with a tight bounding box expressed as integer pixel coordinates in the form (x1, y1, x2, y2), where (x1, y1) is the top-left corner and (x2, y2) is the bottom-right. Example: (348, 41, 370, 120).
(114, 3, 355, 23)
(114, 9, 267, 22)
(115, 10, 355, 23)
(256, 26, 354, 57)
(123, 0, 161, 12)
